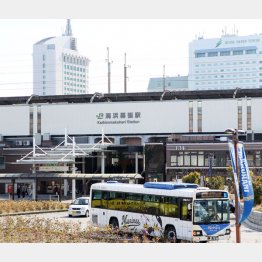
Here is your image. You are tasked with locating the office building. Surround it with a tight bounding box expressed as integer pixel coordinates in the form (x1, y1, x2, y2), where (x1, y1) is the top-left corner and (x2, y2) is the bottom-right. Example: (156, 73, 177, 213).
(188, 33, 262, 90)
(33, 19, 89, 96)
(147, 76, 188, 92)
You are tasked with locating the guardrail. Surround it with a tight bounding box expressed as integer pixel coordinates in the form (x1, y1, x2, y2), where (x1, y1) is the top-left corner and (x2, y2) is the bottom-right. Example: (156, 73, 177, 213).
(49, 194, 60, 201)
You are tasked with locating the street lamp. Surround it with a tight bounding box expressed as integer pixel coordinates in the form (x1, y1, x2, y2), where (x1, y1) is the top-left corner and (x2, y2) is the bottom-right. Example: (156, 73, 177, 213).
(225, 128, 246, 243)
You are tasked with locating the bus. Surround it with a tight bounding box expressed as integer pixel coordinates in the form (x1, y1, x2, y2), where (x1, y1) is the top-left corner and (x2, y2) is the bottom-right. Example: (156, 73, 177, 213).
(89, 181, 231, 243)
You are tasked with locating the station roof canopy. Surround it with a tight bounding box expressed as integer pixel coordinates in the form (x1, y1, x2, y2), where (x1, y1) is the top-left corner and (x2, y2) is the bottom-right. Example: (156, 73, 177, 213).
(1, 88, 262, 105)
(0, 173, 143, 180)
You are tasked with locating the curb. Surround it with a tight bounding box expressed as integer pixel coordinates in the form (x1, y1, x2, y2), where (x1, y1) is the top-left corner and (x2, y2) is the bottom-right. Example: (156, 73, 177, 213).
(239, 206, 262, 232)
(0, 209, 68, 217)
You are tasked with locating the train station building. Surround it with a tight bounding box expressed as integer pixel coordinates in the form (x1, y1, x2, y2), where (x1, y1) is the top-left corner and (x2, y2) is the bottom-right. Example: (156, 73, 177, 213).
(0, 89, 262, 199)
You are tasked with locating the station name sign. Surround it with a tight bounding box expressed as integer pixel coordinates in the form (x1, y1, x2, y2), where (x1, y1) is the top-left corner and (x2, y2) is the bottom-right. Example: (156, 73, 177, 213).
(96, 111, 141, 125)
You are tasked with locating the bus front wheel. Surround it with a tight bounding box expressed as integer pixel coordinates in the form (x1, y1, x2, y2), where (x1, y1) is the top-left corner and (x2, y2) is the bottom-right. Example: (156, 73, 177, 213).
(109, 218, 119, 229)
(164, 226, 178, 243)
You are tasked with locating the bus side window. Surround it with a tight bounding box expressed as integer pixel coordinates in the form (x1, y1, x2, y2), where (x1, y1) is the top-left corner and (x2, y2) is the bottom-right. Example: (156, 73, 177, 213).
(181, 198, 192, 221)
(125, 193, 142, 212)
(108, 191, 124, 210)
(143, 194, 160, 215)
(101, 191, 108, 209)
(91, 190, 102, 208)
(91, 190, 108, 209)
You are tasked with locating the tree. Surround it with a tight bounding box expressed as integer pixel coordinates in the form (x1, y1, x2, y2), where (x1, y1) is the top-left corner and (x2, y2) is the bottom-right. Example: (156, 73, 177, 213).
(252, 175, 262, 205)
(182, 171, 200, 184)
(206, 176, 225, 190)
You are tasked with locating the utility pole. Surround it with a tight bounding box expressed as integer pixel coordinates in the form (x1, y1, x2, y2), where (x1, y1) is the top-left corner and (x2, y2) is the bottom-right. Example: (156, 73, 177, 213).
(163, 65, 166, 91)
(106, 47, 112, 94)
(124, 53, 130, 93)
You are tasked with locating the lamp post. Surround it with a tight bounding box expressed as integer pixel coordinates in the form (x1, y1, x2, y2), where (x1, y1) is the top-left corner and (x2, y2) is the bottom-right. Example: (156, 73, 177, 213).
(225, 128, 245, 243)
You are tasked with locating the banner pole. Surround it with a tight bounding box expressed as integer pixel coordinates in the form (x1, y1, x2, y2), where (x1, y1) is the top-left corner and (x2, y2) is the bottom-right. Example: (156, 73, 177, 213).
(233, 130, 241, 243)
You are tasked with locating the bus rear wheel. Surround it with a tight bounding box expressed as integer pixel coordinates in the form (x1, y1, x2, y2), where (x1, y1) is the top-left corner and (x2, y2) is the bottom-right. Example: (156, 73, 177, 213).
(164, 226, 178, 243)
(109, 218, 119, 229)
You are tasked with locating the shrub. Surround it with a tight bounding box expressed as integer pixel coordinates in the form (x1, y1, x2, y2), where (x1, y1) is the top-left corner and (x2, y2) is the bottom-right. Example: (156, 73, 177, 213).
(0, 200, 68, 215)
(182, 171, 201, 184)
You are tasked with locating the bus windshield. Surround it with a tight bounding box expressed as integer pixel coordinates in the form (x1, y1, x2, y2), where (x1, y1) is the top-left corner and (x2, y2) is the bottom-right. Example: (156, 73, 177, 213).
(193, 199, 230, 224)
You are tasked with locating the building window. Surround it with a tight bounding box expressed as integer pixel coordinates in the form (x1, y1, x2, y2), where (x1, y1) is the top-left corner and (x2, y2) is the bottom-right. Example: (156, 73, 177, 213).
(197, 101, 202, 132)
(233, 50, 243, 55)
(208, 52, 218, 57)
(247, 99, 251, 130)
(37, 105, 41, 133)
(246, 49, 256, 55)
(184, 152, 190, 166)
(42, 55, 45, 61)
(189, 101, 193, 132)
(198, 153, 204, 166)
(29, 106, 33, 135)
(178, 152, 184, 166)
(47, 44, 55, 50)
(0, 156, 5, 169)
(220, 51, 230, 56)
(237, 100, 242, 130)
(255, 151, 261, 166)
(195, 53, 205, 58)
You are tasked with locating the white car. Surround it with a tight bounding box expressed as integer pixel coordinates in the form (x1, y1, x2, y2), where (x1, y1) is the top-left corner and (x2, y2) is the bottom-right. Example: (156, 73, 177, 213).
(68, 197, 90, 217)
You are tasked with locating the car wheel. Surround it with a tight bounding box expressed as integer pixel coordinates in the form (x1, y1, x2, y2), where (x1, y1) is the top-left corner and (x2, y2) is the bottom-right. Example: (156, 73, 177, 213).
(164, 226, 178, 243)
(85, 210, 89, 217)
(109, 217, 119, 229)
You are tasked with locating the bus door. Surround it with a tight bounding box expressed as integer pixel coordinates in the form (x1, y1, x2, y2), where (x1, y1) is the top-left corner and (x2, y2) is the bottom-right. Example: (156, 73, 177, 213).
(180, 198, 193, 241)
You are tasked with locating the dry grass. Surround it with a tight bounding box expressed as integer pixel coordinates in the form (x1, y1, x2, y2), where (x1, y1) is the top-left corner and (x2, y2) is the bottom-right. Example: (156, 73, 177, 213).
(0, 200, 69, 214)
(0, 216, 159, 243)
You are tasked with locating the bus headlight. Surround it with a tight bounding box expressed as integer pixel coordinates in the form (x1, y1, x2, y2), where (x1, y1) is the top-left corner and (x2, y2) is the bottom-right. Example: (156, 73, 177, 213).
(225, 229, 231, 235)
(193, 230, 203, 236)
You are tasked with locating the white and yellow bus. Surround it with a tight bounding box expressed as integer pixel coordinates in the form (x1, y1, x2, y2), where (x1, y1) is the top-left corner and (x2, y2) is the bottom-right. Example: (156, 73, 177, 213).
(90, 181, 231, 242)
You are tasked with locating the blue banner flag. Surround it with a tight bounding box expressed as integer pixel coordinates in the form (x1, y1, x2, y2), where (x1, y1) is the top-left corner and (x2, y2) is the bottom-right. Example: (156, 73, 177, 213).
(237, 143, 254, 224)
(228, 141, 241, 206)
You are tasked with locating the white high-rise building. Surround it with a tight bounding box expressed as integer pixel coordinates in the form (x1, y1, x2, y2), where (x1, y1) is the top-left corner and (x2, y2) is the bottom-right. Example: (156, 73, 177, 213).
(33, 20, 90, 96)
(188, 33, 262, 90)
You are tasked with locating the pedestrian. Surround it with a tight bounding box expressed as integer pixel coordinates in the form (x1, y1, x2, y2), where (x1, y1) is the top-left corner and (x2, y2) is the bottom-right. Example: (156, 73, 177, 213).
(17, 185, 21, 199)
(21, 185, 26, 198)
(54, 185, 59, 195)
(27, 186, 32, 197)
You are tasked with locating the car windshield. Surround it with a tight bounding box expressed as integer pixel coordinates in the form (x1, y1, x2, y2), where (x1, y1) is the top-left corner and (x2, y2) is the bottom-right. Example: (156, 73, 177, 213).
(73, 199, 89, 205)
(193, 199, 230, 224)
